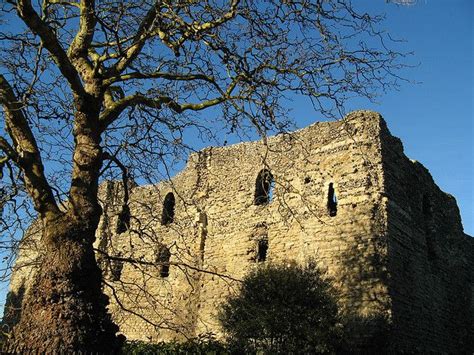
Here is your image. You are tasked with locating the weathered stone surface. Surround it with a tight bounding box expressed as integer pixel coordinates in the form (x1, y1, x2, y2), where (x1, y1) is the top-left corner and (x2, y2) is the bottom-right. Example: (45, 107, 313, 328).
(5, 110, 473, 352)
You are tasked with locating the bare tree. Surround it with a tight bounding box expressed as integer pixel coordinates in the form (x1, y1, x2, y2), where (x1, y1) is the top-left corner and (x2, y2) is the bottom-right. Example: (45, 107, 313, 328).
(0, 0, 406, 352)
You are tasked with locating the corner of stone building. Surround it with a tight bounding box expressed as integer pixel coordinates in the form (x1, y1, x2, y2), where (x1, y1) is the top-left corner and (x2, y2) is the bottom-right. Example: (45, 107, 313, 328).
(328, 110, 395, 351)
(344, 110, 387, 133)
(378, 115, 473, 353)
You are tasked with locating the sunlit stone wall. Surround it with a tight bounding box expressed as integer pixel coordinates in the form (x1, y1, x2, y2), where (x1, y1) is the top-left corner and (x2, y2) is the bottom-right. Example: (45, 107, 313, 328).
(6, 111, 472, 352)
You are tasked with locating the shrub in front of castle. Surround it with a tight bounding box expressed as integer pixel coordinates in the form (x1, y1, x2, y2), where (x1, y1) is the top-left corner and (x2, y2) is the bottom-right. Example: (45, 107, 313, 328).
(122, 333, 227, 355)
(218, 262, 341, 354)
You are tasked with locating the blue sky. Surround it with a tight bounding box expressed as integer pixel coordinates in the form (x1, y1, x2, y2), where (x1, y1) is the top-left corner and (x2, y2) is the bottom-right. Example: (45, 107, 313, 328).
(370, 0, 473, 236)
(292, 0, 473, 236)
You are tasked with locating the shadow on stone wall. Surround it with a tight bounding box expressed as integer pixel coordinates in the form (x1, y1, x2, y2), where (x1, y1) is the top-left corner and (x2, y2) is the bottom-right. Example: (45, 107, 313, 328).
(337, 233, 392, 353)
(336, 200, 392, 352)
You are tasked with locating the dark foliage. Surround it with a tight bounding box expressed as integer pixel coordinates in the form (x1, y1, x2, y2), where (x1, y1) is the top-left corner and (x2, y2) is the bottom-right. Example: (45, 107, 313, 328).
(122, 334, 227, 355)
(338, 314, 392, 354)
(219, 262, 341, 354)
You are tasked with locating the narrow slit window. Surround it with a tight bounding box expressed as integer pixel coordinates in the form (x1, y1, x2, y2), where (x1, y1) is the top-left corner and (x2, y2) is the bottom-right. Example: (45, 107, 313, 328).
(161, 192, 175, 225)
(157, 245, 171, 278)
(422, 194, 434, 237)
(256, 239, 268, 262)
(422, 194, 432, 218)
(254, 169, 274, 205)
(116, 205, 130, 234)
(110, 259, 124, 282)
(327, 183, 338, 217)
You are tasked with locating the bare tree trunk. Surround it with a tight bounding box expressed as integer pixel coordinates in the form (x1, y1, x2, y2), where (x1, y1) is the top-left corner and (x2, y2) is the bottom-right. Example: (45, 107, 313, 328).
(6, 213, 123, 352)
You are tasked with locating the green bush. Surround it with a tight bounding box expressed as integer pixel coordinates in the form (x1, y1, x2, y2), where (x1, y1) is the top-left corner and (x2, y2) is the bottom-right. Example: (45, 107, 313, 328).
(122, 333, 227, 354)
(218, 262, 341, 354)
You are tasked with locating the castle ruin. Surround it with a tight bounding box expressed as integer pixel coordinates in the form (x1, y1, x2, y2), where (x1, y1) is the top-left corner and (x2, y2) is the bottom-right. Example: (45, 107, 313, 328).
(5, 111, 473, 352)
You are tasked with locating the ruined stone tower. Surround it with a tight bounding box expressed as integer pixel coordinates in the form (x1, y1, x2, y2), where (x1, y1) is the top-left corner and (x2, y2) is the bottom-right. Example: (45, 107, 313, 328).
(5, 111, 473, 352)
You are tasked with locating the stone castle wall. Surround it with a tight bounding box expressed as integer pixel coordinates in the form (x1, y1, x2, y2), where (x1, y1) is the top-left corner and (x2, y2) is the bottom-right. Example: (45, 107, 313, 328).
(379, 121, 473, 352)
(95, 110, 391, 342)
(5, 111, 473, 352)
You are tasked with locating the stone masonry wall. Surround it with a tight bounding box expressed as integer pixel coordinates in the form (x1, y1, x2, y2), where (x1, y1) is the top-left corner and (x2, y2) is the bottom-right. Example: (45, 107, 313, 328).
(379, 121, 474, 353)
(91, 110, 391, 343)
(4, 110, 472, 352)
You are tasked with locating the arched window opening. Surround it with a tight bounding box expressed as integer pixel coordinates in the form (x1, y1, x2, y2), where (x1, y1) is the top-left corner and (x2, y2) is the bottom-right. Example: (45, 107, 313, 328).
(327, 183, 338, 217)
(254, 169, 274, 205)
(157, 245, 171, 278)
(116, 205, 130, 234)
(110, 259, 123, 282)
(256, 239, 268, 263)
(161, 192, 175, 225)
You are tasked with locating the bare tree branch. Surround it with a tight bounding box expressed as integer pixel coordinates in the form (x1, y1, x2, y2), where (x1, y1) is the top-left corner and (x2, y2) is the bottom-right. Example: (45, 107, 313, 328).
(15, 0, 85, 96)
(67, 0, 97, 81)
(107, 1, 162, 76)
(99, 91, 237, 131)
(0, 74, 60, 218)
